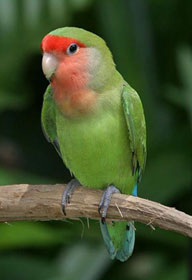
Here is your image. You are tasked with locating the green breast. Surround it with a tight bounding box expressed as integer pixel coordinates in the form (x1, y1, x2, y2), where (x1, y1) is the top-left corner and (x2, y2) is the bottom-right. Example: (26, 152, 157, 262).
(56, 94, 136, 194)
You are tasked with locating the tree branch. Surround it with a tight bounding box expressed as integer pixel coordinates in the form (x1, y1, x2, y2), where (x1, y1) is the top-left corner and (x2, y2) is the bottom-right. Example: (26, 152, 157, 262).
(0, 184, 191, 238)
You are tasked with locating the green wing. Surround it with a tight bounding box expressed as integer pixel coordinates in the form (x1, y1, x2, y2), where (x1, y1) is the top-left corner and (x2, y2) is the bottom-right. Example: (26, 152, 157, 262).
(41, 85, 61, 157)
(122, 84, 147, 182)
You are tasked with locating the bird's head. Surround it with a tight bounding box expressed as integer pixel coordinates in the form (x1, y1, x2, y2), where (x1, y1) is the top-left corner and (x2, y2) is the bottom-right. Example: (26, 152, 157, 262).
(41, 27, 116, 92)
(41, 27, 117, 116)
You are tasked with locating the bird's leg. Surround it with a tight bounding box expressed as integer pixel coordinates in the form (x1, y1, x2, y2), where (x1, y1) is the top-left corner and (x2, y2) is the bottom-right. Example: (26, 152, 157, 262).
(61, 178, 81, 215)
(98, 185, 120, 224)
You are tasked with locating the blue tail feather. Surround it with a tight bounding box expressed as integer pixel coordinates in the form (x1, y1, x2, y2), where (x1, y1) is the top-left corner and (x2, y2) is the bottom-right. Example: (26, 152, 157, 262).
(132, 184, 137, 196)
(99, 184, 137, 262)
(115, 221, 135, 261)
(99, 220, 116, 259)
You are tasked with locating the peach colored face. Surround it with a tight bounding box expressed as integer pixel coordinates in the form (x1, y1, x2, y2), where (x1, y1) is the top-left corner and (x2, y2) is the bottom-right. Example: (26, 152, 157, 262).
(41, 35, 88, 90)
(53, 47, 90, 93)
(41, 35, 98, 117)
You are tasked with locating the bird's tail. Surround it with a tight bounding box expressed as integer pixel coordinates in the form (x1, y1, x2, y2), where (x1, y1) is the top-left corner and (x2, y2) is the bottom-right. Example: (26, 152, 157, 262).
(99, 184, 137, 262)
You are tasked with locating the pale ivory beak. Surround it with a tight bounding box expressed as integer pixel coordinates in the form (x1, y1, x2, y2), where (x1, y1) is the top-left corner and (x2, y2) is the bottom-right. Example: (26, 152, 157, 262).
(42, 52, 58, 81)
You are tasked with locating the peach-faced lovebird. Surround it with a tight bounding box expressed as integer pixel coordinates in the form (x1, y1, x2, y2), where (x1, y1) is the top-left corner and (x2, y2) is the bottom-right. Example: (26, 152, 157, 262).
(41, 27, 146, 262)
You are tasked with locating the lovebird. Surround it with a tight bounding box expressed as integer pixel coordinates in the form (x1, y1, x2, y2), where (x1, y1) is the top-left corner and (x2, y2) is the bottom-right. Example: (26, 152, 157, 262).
(41, 27, 146, 262)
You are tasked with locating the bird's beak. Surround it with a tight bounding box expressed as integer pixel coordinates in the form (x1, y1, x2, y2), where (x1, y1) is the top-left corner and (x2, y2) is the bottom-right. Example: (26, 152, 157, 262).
(42, 52, 58, 81)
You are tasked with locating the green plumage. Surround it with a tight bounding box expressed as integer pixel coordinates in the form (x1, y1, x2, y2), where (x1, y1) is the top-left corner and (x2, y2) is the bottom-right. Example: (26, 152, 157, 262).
(41, 27, 146, 261)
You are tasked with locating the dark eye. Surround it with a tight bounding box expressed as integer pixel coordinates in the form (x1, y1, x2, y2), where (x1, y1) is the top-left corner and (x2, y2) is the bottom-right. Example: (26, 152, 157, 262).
(66, 43, 79, 55)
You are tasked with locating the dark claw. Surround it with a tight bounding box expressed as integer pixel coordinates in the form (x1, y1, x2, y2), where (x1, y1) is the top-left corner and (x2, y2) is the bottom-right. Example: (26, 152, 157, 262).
(67, 194, 70, 204)
(98, 185, 120, 222)
(61, 178, 80, 215)
(62, 204, 66, 216)
(101, 217, 105, 224)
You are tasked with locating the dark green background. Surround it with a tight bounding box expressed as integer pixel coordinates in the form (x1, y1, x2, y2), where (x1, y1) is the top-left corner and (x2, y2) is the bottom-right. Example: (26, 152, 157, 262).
(0, 0, 191, 279)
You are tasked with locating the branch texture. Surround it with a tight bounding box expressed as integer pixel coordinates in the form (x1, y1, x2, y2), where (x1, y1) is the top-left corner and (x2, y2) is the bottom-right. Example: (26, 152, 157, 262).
(0, 184, 191, 238)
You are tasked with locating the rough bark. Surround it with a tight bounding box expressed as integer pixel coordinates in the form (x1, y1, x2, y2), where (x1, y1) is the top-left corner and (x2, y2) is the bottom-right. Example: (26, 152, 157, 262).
(0, 184, 191, 238)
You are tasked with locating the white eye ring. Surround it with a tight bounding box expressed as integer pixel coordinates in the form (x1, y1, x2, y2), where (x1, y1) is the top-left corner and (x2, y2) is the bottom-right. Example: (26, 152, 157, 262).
(66, 43, 79, 55)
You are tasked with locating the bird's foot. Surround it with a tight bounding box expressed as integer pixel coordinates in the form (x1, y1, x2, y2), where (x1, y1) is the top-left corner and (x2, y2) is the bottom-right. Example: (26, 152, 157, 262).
(61, 178, 81, 215)
(98, 185, 120, 224)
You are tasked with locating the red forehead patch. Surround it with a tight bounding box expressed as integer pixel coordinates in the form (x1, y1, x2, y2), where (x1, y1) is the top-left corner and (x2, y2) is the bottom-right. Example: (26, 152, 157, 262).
(41, 34, 86, 53)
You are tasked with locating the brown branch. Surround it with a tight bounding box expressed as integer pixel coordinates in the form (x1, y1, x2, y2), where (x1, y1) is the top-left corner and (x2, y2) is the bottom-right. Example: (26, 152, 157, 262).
(0, 184, 191, 238)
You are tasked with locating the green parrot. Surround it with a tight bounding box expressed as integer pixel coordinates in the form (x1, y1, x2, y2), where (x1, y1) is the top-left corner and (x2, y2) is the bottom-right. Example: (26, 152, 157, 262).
(41, 27, 146, 262)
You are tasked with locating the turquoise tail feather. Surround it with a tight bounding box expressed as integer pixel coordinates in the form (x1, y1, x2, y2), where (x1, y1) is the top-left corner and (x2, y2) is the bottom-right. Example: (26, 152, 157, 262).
(99, 184, 137, 262)
(99, 220, 116, 260)
(115, 221, 135, 261)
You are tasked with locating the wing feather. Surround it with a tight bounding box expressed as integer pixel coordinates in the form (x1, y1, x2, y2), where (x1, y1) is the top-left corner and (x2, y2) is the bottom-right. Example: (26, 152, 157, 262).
(122, 85, 147, 182)
(41, 85, 61, 158)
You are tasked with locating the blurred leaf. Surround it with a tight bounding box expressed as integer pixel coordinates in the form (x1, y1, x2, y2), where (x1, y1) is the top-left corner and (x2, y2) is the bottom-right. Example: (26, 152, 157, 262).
(165, 47, 192, 129)
(54, 243, 111, 280)
(141, 150, 192, 203)
(0, 91, 30, 112)
(23, 0, 43, 28)
(68, 0, 93, 11)
(127, 252, 168, 280)
(0, 168, 54, 185)
(177, 47, 192, 128)
(148, 261, 187, 280)
(136, 223, 189, 250)
(0, 254, 59, 280)
(0, 243, 111, 280)
(0, 0, 16, 30)
(0, 219, 101, 250)
(177, 47, 192, 90)
(0, 222, 65, 249)
(49, 0, 68, 22)
(166, 85, 187, 108)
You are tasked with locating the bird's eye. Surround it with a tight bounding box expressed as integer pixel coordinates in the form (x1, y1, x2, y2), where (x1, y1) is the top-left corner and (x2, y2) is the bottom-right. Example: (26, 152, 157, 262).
(66, 43, 79, 55)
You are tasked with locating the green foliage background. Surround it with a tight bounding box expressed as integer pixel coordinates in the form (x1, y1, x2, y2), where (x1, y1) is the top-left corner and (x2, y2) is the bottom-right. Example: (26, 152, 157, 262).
(0, 0, 191, 279)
